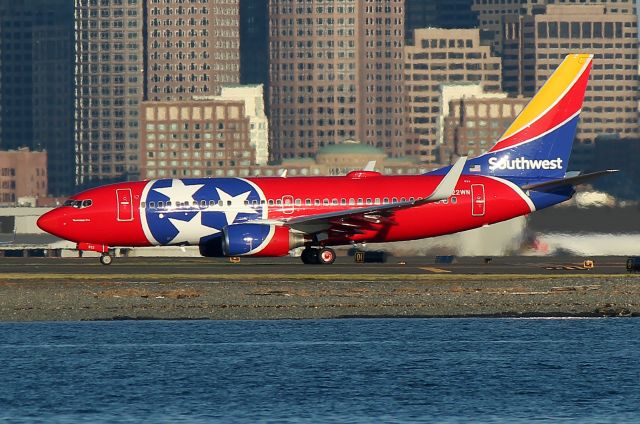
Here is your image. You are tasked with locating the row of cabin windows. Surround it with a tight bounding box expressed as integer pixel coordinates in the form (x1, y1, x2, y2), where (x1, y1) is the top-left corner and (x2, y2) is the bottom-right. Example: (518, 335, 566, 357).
(140, 196, 457, 209)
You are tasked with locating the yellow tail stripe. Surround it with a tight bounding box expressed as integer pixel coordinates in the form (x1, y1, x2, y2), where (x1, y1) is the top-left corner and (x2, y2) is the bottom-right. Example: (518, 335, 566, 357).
(500, 54, 592, 140)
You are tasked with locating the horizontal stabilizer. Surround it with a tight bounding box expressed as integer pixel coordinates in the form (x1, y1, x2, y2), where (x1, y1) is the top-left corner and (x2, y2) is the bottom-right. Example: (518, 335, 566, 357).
(521, 170, 618, 192)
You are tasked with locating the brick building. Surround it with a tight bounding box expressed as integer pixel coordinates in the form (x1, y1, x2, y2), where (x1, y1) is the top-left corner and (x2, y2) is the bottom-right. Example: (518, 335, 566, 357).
(140, 99, 252, 179)
(0, 148, 47, 204)
(404, 28, 502, 163)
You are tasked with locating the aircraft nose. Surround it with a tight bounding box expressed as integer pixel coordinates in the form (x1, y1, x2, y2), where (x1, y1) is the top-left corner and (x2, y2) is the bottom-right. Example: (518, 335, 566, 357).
(37, 209, 65, 236)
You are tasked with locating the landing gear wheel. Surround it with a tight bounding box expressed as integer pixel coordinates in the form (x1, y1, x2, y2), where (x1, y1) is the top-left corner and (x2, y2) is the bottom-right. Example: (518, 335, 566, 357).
(318, 248, 336, 265)
(100, 253, 113, 266)
(300, 248, 319, 264)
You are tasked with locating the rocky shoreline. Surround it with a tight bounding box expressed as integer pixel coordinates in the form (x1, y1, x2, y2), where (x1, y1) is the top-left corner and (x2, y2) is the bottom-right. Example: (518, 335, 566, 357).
(1, 274, 639, 321)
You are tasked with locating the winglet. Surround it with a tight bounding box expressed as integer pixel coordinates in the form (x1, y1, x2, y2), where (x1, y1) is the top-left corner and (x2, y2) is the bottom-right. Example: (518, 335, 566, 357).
(421, 156, 467, 204)
(363, 161, 376, 172)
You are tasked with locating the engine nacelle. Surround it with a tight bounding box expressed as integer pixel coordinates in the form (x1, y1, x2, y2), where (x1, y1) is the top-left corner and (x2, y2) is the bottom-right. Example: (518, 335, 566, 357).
(222, 224, 305, 257)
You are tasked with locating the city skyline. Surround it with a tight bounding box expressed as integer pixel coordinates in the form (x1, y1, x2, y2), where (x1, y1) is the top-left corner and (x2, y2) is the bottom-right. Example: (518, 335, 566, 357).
(0, 0, 637, 202)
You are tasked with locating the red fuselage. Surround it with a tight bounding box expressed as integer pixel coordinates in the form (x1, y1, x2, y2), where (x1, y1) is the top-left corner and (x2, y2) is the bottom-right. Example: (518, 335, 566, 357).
(37, 172, 534, 251)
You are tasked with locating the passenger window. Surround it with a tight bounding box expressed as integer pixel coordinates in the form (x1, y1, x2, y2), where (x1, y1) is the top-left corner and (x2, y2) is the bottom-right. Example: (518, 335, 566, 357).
(201, 200, 207, 207)
(409, 197, 415, 202)
(218, 200, 224, 206)
(323, 199, 329, 205)
(341, 198, 346, 205)
(451, 197, 457, 204)
(140, 201, 146, 209)
(392, 197, 398, 203)
(209, 200, 215, 207)
(149, 201, 155, 208)
(314, 199, 321, 206)
(166, 201, 172, 207)
(305, 199, 312, 205)
(332, 199, 338, 205)
(227, 200, 232, 206)
(276, 199, 282, 205)
(268, 199, 274, 205)
(366, 198, 372, 205)
(401, 197, 406, 202)
(158, 201, 164, 208)
(244, 200, 249, 206)
(295, 199, 301, 205)
(383, 197, 389, 204)
(357, 198, 363, 205)
(260, 200, 266, 205)
(374, 198, 380, 205)
(349, 198, 355, 205)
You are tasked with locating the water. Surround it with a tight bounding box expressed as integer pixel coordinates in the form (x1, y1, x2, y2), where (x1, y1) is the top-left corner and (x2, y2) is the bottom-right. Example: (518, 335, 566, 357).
(1, 319, 639, 423)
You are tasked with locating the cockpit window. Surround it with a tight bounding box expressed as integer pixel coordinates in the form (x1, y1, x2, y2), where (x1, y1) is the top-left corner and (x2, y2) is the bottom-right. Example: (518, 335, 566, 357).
(63, 199, 92, 209)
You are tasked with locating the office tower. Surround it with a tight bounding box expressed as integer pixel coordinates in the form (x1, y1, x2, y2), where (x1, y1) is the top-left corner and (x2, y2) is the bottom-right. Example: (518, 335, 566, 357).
(502, 4, 639, 143)
(404, 28, 501, 163)
(74, 0, 144, 186)
(146, 0, 240, 100)
(405, 0, 477, 45)
(0, 0, 74, 196)
(268, 0, 406, 161)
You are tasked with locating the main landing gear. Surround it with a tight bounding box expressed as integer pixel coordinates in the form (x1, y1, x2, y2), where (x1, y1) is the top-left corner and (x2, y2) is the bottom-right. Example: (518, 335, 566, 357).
(300, 247, 336, 265)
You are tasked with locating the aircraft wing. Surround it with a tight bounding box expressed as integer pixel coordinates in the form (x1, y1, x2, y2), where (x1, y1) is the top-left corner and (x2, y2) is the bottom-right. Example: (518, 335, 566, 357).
(281, 157, 466, 233)
(521, 170, 618, 192)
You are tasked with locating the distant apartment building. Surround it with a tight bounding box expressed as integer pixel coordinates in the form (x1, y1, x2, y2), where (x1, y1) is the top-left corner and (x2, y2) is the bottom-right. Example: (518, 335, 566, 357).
(404, 28, 502, 163)
(146, 0, 240, 100)
(74, 0, 144, 186)
(441, 94, 528, 161)
(502, 4, 639, 143)
(405, 0, 477, 44)
(0, 148, 47, 204)
(0, 0, 74, 196)
(140, 99, 253, 179)
(214, 84, 269, 165)
(268, 0, 406, 161)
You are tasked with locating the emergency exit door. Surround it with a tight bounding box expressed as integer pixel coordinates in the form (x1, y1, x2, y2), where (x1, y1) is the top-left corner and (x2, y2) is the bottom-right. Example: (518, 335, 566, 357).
(471, 184, 485, 217)
(116, 188, 134, 221)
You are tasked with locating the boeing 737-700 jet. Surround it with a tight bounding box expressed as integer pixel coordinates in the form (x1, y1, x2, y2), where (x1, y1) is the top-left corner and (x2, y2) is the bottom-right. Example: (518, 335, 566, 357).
(38, 54, 615, 265)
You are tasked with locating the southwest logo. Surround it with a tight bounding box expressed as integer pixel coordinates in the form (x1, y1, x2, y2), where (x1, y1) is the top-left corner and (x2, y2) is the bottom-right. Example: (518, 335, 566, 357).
(488, 157, 563, 171)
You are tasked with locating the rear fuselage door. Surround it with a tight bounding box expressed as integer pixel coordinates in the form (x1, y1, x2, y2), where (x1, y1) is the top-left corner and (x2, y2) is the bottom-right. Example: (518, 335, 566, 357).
(471, 184, 485, 217)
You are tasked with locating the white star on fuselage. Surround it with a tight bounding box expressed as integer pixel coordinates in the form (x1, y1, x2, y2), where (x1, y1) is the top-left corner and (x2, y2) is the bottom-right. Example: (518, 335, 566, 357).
(153, 179, 204, 205)
(204, 188, 257, 225)
(168, 212, 219, 244)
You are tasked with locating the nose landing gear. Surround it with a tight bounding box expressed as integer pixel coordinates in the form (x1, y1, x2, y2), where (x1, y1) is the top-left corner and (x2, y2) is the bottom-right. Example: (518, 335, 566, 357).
(99, 253, 113, 266)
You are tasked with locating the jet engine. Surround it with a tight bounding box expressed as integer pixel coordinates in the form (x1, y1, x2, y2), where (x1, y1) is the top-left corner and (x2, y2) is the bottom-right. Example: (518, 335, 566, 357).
(222, 223, 306, 257)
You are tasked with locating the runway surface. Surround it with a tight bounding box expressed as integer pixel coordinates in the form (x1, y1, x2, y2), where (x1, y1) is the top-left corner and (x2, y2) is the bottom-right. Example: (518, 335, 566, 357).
(0, 255, 631, 277)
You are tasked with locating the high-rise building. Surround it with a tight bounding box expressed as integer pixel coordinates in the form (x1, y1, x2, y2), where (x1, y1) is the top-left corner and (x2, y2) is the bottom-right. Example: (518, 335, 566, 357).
(0, 0, 74, 196)
(502, 4, 639, 143)
(404, 28, 501, 163)
(268, 0, 406, 161)
(405, 0, 478, 45)
(74, 0, 144, 186)
(146, 0, 240, 100)
(472, 0, 638, 55)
